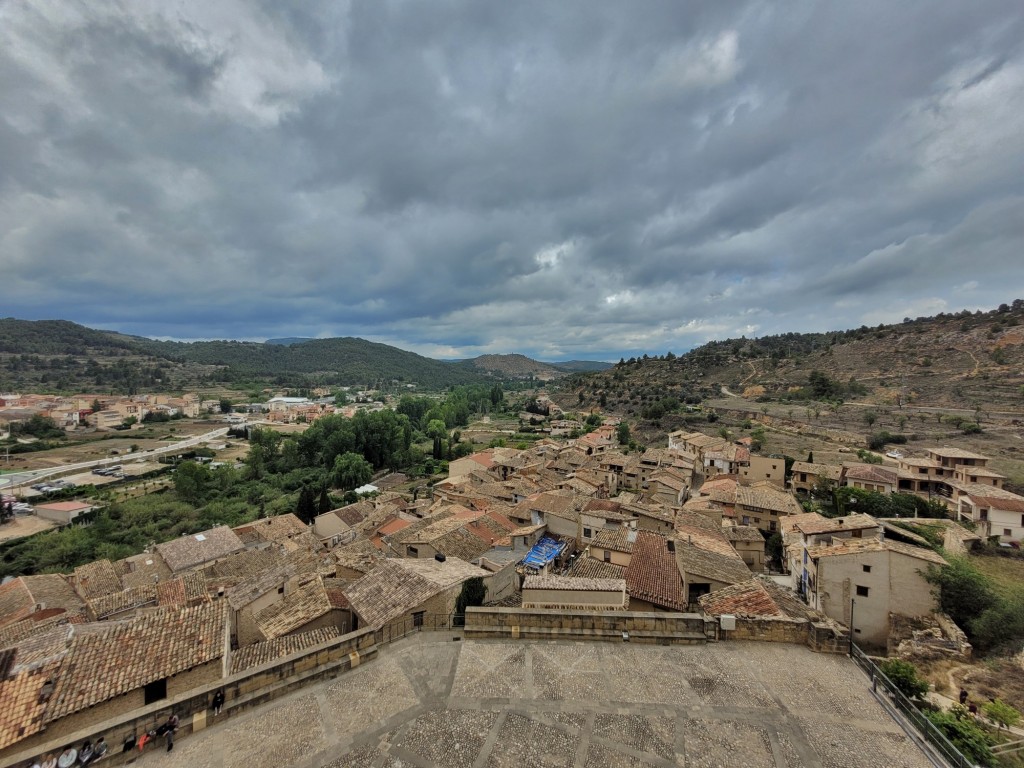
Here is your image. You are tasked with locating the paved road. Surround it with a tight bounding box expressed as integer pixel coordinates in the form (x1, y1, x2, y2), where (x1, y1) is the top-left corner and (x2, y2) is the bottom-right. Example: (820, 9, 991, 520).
(133, 636, 934, 768)
(2, 425, 235, 492)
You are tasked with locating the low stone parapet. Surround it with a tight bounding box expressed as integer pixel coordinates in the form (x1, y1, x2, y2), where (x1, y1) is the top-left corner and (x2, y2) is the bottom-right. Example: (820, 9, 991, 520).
(464, 607, 712, 644)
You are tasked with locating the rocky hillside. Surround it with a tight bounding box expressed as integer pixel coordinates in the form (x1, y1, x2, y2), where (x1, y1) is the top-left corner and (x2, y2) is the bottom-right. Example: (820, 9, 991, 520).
(565, 301, 1024, 416)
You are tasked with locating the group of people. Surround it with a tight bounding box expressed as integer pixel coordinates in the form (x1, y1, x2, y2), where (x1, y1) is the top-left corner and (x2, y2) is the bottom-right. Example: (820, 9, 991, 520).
(959, 688, 980, 716)
(28, 689, 226, 767)
(33, 737, 107, 768)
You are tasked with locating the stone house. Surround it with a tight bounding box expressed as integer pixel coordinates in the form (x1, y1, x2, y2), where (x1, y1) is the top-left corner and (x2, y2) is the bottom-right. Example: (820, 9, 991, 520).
(789, 461, 842, 495)
(0, 602, 228, 760)
(155, 526, 246, 574)
(805, 538, 946, 648)
(723, 525, 766, 572)
(739, 455, 786, 488)
(957, 492, 1024, 544)
(733, 483, 803, 533)
(344, 557, 490, 631)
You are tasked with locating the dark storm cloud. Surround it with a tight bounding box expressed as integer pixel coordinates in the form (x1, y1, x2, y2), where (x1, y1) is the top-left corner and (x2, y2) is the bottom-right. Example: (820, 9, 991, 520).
(2, 0, 1023, 360)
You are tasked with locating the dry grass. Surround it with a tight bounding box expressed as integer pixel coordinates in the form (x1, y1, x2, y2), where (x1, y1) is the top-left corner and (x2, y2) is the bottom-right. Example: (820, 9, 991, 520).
(970, 554, 1024, 601)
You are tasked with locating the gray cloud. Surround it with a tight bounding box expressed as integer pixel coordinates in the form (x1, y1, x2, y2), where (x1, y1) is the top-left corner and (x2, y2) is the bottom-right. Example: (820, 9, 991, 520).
(1, 0, 1023, 361)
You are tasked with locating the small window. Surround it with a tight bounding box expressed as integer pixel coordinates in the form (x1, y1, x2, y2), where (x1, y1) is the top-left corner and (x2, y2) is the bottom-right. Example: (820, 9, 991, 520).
(862, 564, 871, 573)
(278, 586, 285, 594)
(143, 678, 167, 705)
(583, 527, 592, 538)
(1004, 529, 1013, 537)
(412, 611, 425, 628)
(407, 546, 418, 556)
(856, 585, 869, 597)
(603, 550, 611, 563)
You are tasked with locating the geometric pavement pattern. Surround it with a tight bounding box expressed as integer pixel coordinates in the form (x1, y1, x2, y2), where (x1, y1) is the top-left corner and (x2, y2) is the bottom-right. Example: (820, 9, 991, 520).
(135, 637, 934, 768)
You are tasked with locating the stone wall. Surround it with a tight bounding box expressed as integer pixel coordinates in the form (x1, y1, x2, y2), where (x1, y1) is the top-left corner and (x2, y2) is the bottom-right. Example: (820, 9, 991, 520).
(722, 617, 848, 654)
(464, 607, 712, 644)
(2, 628, 378, 767)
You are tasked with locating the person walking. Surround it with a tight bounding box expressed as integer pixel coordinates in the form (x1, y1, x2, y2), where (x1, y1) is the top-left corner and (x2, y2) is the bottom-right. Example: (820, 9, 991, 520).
(165, 713, 179, 753)
(959, 688, 968, 705)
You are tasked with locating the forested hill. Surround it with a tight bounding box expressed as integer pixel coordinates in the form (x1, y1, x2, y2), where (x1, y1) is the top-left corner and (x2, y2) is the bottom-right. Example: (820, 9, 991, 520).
(569, 301, 1024, 414)
(0, 319, 488, 392)
(140, 336, 487, 388)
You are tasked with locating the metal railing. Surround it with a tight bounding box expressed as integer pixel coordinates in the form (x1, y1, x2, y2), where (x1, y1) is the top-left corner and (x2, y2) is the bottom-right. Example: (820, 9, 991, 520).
(850, 644, 977, 768)
(373, 613, 465, 646)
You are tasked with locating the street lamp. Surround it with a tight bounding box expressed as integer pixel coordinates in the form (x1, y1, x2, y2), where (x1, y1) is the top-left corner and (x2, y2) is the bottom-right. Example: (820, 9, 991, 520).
(849, 596, 856, 656)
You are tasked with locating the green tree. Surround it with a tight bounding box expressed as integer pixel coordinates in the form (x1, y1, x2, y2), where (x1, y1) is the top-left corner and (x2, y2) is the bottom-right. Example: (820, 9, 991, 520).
(863, 410, 877, 427)
(616, 422, 630, 445)
(219, 398, 233, 414)
(426, 419, 447, 460)
(878, 659, 928, 700)
(333, 452, 373, 491)
(766, 532, 782, 566)
(317, 485, 332, 515)
(173, 461, 212, 505)
(295, 485, 317, 524)
(455, 577, 487, 616)
(983, 698, 1021, 730)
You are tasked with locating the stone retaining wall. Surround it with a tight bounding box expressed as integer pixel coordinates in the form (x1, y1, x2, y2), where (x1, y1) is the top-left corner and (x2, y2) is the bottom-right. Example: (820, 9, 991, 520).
(464, 607, 713, 644)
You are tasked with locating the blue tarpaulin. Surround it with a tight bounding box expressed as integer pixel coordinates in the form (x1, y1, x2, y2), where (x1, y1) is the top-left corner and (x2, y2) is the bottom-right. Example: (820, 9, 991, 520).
(521, 536, 565, 570)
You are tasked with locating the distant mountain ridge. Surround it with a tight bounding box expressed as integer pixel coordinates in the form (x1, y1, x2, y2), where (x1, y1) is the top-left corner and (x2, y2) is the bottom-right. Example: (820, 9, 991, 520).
(264, 337, 314, 346)
(0, 319, 487, 392)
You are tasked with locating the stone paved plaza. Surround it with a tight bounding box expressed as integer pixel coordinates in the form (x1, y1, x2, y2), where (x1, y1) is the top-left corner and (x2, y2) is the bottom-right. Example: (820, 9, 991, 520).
(135, 637, 934, 768)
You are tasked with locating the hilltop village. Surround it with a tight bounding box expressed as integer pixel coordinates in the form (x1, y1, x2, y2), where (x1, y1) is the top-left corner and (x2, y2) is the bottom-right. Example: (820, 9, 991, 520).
(3, 403, 1019, 763)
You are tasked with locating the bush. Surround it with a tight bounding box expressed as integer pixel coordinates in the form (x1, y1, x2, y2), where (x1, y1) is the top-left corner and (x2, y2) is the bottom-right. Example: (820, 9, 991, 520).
(879, 659, 929, 700)
(923, 710, 994, 765)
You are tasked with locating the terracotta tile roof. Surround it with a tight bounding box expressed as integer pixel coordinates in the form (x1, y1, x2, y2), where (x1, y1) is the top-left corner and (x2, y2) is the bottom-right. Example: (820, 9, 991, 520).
(343, 560, 444, 628)
(156, 572, 210, 607)
(699, 576, 817, 620)
(202, 546, 287, 583)
(390, 557, 488, 590)
(567, 557, 626, 580)
(430, 526, 494, 562)
(233, 514, 308, 544)
(843, 464, 897, 485)
(787, 512, 879, 536)
(790, 462, 843, 482)
(964, 494, 1024, 513)
(0, 662, 59, 750)
(226, 565, 296, 610)
(0, 579, 34, 628)
(231, 627, 343, 674)
(156, 526, 246, 572)
(253, 576, 332, 640)
(724, 525, 766, 542)
(807, 537, 947, 565)
(0, 575, 87, 629)
(590, 527, 636, 554)
(734, 485, 803, 515)
(625, 531, 686, 611)
(116, 551, 173, 589)
(46, 602, 227, 721)
(322, 578, 350, 610)
(0, 611, 76, 648)
(333, 500, 376, 527)
(87, 585, 158, 619)
(333, 541, 384, 575)
(524, 575, 626, 593)
(674, 534, 751, 586)
(928, 447, 990, 460)
(71, 560, 123, 601)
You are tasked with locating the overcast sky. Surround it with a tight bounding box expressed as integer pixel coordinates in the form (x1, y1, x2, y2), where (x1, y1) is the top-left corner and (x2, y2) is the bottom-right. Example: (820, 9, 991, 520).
(2, 1, 1023, 361)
